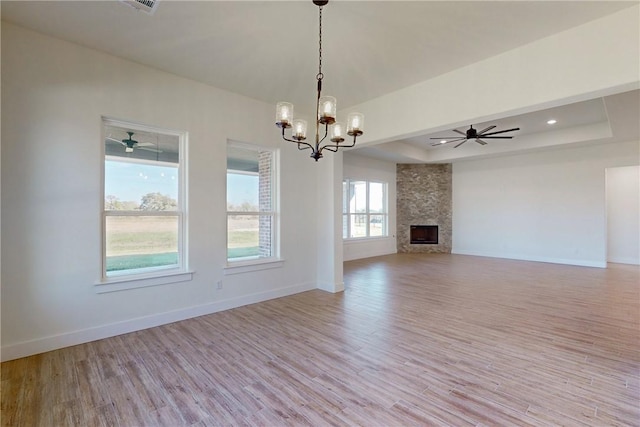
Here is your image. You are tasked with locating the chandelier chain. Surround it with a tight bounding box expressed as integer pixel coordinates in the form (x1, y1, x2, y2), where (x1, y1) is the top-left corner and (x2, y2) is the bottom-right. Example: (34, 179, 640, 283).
(317, 6, 323, 80)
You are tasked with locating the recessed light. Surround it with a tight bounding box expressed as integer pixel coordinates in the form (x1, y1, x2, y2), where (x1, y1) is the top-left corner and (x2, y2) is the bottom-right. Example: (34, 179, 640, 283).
(547, 119, 557, 125)
(440, 140, 447, 144)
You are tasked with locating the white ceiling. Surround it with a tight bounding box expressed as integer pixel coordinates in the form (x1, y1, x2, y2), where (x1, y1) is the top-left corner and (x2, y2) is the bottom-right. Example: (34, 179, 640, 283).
(2, 0, 639, 163)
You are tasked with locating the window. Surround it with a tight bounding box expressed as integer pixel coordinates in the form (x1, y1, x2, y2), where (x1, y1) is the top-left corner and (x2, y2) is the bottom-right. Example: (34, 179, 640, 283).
(343, 179, 388, 239)
(102, 119, 187, 281)
(227, 142, 278, 264)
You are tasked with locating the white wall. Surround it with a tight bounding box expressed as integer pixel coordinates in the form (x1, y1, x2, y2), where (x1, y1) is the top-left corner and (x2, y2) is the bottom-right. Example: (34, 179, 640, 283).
(1, 22, 321, 361)
(606, 165, 640, 265)
(343, 152, 397, 261)
(452, 140, 640, 268)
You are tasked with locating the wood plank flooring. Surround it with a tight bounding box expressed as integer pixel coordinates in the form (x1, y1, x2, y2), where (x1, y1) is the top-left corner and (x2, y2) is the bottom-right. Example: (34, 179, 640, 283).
(2, 254, 639, 426)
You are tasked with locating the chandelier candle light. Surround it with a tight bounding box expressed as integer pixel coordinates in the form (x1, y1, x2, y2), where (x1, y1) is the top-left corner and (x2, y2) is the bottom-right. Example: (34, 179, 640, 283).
(275, 0, 364, 161)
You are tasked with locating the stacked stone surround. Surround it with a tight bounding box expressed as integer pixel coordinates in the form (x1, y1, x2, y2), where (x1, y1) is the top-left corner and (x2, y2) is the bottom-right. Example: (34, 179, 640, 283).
(397, 164, 452, 253)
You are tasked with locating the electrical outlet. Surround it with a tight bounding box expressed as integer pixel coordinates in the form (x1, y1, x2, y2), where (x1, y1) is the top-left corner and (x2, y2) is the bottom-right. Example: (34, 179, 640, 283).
(216, 280, 223, 290)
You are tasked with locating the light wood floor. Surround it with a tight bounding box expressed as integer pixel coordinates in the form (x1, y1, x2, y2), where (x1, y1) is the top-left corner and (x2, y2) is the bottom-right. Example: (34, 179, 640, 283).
(2, 254, 639, 426)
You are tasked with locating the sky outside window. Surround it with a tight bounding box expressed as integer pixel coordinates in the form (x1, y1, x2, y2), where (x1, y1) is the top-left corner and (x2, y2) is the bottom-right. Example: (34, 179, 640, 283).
(105, 160, 178, 203)
(227, 172, 259, 208)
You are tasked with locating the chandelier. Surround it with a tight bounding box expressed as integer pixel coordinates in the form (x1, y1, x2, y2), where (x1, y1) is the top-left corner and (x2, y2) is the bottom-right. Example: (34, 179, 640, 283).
(275, 0, 364, 161)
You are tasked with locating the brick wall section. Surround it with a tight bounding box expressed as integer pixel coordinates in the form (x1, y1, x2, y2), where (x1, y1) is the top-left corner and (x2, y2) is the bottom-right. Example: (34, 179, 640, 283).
(396, 164, 452, 253)
(258, 151, 272, 257)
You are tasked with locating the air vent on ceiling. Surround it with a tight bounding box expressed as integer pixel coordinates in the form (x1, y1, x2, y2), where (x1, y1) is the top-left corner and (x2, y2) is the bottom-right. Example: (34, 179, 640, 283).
(119, 0, 159, 14)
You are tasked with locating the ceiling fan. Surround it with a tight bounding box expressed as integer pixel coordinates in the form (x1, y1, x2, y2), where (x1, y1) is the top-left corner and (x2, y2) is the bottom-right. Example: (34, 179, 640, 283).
(430, 125, 520, 148)
(106, 131, 162, 153)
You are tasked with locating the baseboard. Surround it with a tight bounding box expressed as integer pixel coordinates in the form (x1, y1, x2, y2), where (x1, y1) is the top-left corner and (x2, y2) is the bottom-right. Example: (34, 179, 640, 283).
(1, 281, 316, 362)
(607, 256, 640, 266)
(451, 250, 607, 268)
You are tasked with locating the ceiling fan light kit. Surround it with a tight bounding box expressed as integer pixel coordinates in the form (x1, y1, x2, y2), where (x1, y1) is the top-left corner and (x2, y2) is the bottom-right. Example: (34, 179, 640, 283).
(430, 125, 520, 148)
(275, 0, 364, 161)
(107, 131, 162, 154)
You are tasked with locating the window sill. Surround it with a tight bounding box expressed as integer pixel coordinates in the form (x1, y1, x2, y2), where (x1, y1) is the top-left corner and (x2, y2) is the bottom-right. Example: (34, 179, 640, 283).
(224, 258, 284, 275)
(95, 270, 194, 293)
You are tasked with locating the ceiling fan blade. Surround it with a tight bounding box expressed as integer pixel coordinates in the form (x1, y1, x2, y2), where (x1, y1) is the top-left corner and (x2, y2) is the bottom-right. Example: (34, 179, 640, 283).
(430, 136, 463, 140)
(106, 136, 126, 145)
(138, 147, 163, 153)
(480, 127, 520, 137)
(453, 129, 467, 136)
(454, 140, 468, 148)
(476, 139, 487, 145)
(431, 137, 465, 146)
(478, 125, 496, 134)
(481, 136, 513, 139)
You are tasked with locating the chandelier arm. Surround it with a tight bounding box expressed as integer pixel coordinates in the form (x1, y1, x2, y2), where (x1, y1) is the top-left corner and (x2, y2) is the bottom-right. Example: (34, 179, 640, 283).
(320, 134, 358, 152)
(282, 137, 314, 151)
(281, 127, 314, 150)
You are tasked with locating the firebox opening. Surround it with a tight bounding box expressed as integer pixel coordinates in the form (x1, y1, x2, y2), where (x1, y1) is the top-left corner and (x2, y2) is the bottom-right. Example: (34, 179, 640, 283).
(410, 225, 438, 244)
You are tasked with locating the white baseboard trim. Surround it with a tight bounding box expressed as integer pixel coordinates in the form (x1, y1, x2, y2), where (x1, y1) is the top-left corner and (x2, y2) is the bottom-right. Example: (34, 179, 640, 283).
(607, 256, 640, 266)
(451, 250, 607, 268)
(1, 281, 316, 362)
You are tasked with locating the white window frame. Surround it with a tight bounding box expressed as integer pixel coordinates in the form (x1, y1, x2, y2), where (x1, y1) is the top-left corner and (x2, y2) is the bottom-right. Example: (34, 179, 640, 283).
(343, 178, 389, 240)
(225, 141, 281, 273)
(96, 117, 191, 292)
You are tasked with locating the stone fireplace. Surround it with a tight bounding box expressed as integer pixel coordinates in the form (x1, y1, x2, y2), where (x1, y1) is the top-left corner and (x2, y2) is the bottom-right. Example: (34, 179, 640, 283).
(397, 164, 452, 253)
